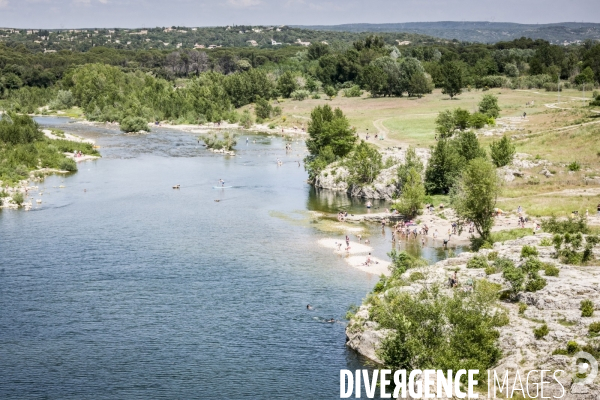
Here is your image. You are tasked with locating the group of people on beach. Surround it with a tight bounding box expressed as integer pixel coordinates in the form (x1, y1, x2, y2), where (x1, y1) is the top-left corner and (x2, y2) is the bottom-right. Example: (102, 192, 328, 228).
(72, 150, 84, 158)
(337, 211, 349, 221)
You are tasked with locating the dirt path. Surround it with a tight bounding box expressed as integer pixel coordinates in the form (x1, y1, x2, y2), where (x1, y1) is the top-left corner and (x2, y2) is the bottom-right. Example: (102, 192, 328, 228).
(372, 118, 390, 136)
(499, 187, 600, 202)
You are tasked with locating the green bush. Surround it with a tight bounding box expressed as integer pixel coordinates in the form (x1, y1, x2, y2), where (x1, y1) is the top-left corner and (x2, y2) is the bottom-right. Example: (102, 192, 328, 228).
(589, 322, 600, 336)
(492, 311, 510, 327)
(373, 276, 387, 293)
(409, 271, 426, 282)
(568, 161, 581, 172)
(503, 264, 525, 298)
(388, 250, 427, 278)
(343, 85, 362, 97)
(291, 89, 310, 101)
(567, 341, 580, 354)
(533, 324, 549, 339)
(11, 192, 24, 206)
(375, 284, 502, 377)
(544, 264, 560, 277)
(539, 238, 552, 246)
(518, 303, 527, 315)
(120, 117, 149, 133)
(521, 257, 542, 273)
(495, 257, 515, 271)
(344, 141, 382, 185)
(467, 255, 489, 269)
(485, 265, 497, 275)
(525, 274, 547, 292)
(490, 135, 515, 167)
(49, 90, 74, 110)
(239, 110, 253, 129)
(542, 216, 589, 234)
(254, 97, 273, 119)
(468, 112, 489, 129)
(487, 251, 498, 261)
(59, 158, 77, 172)
(521, 245, 539, 258)
(581, 299, 595, 317)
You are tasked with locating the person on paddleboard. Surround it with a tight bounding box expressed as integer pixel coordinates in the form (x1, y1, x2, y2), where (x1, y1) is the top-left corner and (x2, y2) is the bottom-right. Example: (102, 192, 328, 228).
(219, 178, 225, 187)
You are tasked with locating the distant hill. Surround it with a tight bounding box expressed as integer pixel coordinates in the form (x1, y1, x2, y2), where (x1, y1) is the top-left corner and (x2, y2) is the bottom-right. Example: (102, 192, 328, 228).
(293, 21, 600, 44)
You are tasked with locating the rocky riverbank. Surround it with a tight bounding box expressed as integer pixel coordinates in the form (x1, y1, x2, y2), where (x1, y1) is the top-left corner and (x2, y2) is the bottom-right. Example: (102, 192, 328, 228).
(346, 233, 600, 399)
(313, 147, 430, 200)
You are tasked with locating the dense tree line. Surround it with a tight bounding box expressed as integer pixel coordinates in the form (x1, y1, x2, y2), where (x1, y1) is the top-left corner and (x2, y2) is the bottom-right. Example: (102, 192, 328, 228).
(1, 34, 600, 125)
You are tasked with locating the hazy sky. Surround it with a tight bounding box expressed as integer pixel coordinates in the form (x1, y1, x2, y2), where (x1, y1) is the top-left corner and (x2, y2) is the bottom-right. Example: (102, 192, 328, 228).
(0, 0, 599, 29)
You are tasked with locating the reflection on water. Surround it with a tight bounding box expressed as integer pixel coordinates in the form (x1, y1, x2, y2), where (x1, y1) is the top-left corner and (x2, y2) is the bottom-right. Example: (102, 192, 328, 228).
(307, 186, 389, 215)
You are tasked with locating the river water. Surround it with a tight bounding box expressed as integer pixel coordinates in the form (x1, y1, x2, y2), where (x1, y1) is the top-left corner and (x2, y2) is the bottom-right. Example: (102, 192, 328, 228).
(0, 118, 459, 399)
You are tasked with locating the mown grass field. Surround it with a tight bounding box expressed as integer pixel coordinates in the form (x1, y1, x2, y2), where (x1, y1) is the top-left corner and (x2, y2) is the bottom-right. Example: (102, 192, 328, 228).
(274, 87, 600, 218)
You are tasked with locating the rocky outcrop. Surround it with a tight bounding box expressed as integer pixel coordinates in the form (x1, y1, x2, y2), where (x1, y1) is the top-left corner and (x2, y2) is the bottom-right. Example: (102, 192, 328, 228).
(313, 147, 430, 200)
(346, 233, 600, 398)
(313, 164, 400, 200)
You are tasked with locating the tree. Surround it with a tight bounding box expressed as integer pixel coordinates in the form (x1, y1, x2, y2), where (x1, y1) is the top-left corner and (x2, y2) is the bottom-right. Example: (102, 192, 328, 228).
(254, 97, 272, 120)
(398, 57, 426, 94)
(120, 116, 150, 133)
(575, 66, 595, 85)
(490, 135, 515, 167)
(435, 110, 456, 138)
(453, 108, 470, 131)
(305, 76, 318, 93)
(407, 73, 432, 98)
(441, 61, 463, 99)
(307, 42, 330, 60)
(360, 65, 387, 96)
(451, 158, 501, 243)
(397, 146, 424, 185)
(424, 139, 463, 194)
(277, 71, 298, 98)
(304, 105, 356, 178)
(468, 112, 489, 129)
(478, 94, 501, 118)
(372, 56, 403, 97)
(345, 141, 383, 185)
(324, 85, 337, 100)
(395, 167, 425, 217)
(453, 131, 486, 162)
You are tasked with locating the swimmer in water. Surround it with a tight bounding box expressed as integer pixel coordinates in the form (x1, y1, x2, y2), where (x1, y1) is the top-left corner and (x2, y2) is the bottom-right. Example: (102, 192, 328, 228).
(326, 318, 335, 323)
(307, 304, 313, 310)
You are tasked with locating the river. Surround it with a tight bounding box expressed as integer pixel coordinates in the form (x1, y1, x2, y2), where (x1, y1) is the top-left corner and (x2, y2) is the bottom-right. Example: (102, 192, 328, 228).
(0, 118, 459, 399)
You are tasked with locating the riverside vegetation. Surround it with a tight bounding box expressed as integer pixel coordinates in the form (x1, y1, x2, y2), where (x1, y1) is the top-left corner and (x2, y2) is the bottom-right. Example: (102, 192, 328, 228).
(346, 217, 600, 397)
(0, 113, 98, 201)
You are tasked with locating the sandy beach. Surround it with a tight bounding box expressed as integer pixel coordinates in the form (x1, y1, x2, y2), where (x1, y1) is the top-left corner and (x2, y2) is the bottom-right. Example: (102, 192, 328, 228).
(317, 238, 391, 276)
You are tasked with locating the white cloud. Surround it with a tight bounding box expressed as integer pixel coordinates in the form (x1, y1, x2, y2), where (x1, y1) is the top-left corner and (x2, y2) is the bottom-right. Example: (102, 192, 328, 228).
(73, 0, 91, 4)
(0, 0, 9, 8)
(98, 0, 108, 3)
(227, 0, 262, 7)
